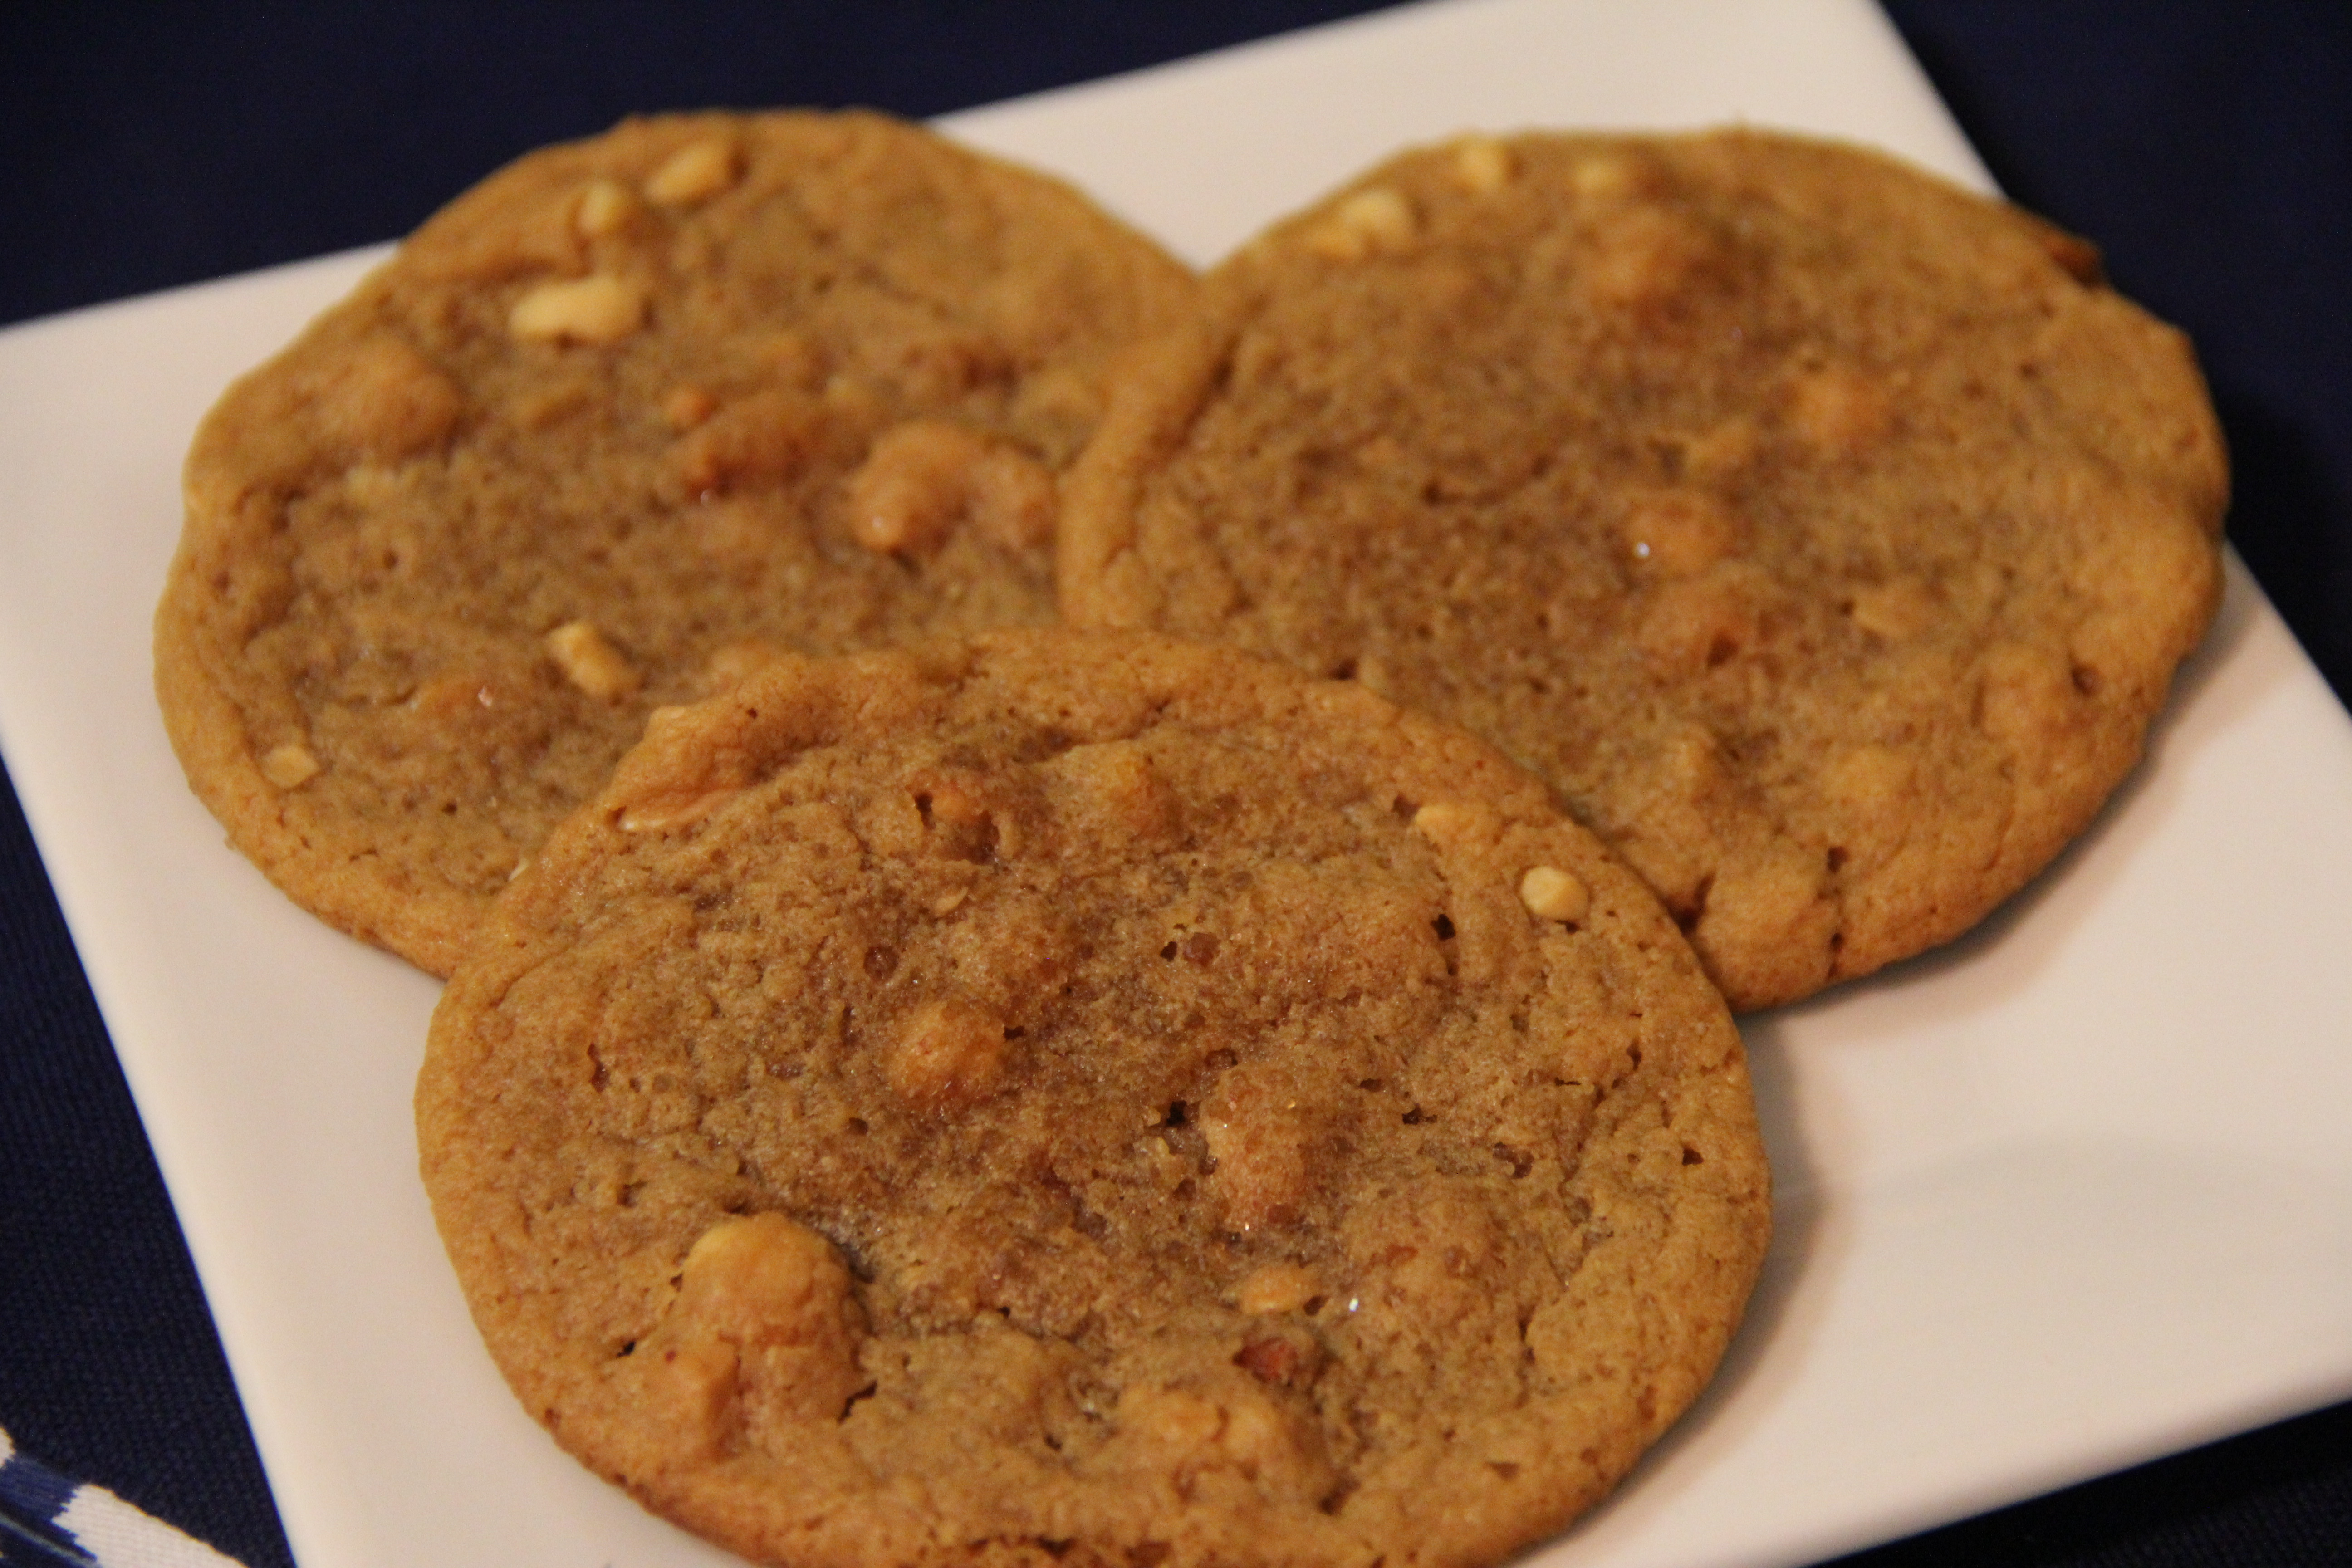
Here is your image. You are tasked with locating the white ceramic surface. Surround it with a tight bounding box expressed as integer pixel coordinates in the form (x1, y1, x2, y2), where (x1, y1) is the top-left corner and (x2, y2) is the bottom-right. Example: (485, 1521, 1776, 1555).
(3, 1, 2350, 1565)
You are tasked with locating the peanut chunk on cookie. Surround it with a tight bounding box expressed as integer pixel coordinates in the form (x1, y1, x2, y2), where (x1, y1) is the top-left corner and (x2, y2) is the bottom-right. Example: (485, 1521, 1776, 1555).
(642, 1213, 869, 1453)
(644, 137, 740, 206)
(1108, 1378, 1340, 1506)
(847, 421, 1056, 555)
(1306, 186, 1417, 260)
(1234, 1262, 1322, 1316)
(544, 621, 640, 701)
(1569, 151, 1653, 201)
(1201, 1063, 1326, 1233)
(1518, 865, 1590, 924)
(1451, 135, 1514, 195)
(260, 743, 321, 790)
(507, 274, 648, 345)
(849, 421, 990, 554)
(887, 997, 1011, 1112)
(672, 389, 830, 494)
(312, 337, 465, 463)
(573, 178, 637, 239)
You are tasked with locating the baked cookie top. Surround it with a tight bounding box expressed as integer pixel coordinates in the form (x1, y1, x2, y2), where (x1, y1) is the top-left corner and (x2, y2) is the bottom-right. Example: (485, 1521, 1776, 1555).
(417, 629, 1768, 1568)
(1059, 128, 2227, 1010)
(157, 109, 1196, 975)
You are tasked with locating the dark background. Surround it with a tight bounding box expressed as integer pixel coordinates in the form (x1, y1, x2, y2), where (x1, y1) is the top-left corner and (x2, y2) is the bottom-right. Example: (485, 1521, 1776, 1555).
(2, 5, 2347, 1566)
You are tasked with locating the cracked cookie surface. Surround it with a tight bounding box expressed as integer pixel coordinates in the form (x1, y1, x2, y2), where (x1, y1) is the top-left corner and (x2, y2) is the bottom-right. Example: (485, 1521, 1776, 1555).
(157, 109, 1195, 975)
(1059, 129, 2227, 1009)
(416, 628, 1769, 1568)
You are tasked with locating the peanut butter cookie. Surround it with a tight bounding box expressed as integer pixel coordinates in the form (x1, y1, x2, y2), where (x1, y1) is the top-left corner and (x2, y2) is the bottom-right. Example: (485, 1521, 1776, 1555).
(417, 629, 1769, 1568)
(1060, 129, 2227, 1009)
(157, 110, 1195, 975)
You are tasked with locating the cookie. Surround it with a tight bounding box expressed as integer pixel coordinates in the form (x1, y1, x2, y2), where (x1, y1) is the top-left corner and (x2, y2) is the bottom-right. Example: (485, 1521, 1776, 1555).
(1060, 128, 2228, 1009)
(417, 628, 1769, 1568)
(157, 109, 1196, 975)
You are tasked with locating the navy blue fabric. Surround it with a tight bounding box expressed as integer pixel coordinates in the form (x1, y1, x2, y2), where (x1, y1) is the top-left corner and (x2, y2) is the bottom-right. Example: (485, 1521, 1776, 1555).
(0, 749, 289, 1568)
(1885, 0, 2352, 713)
(0, 6, 2345, 1568)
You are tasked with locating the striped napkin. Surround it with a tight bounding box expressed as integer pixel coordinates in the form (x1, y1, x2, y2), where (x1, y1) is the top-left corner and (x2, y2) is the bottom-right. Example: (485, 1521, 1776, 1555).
(0, 1428, 248, 1568)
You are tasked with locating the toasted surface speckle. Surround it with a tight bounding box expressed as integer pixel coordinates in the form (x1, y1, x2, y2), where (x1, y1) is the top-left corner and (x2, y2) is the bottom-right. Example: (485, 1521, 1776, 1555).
(1059, 128, 2228, 1009)
(418, 628, 1769, 1568)
(157, 109, 1195, 975)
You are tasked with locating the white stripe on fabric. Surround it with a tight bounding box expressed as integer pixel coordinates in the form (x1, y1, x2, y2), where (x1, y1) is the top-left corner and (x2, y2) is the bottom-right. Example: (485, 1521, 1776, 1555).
(0, 1428, 249, 1568)
(53, 1484, 245, 1568)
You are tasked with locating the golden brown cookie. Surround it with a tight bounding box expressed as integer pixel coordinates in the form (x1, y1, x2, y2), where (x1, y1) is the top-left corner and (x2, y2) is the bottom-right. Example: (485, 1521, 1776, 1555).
(417, 628, 1769, 1568)
(157, 109, 1196, 975)
(1060, 128, 2227, 1009)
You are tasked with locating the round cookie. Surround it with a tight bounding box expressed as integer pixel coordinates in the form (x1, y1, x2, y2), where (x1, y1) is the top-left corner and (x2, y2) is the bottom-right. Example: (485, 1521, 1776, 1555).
(157, 109, 1196, 975)
(417, 628, 1769, 1568)
(1059, 128, 2228, 1010)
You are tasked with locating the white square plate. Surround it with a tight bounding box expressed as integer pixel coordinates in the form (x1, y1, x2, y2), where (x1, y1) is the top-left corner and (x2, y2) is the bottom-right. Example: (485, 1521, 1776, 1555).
(4, 2, 2351, 1565)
